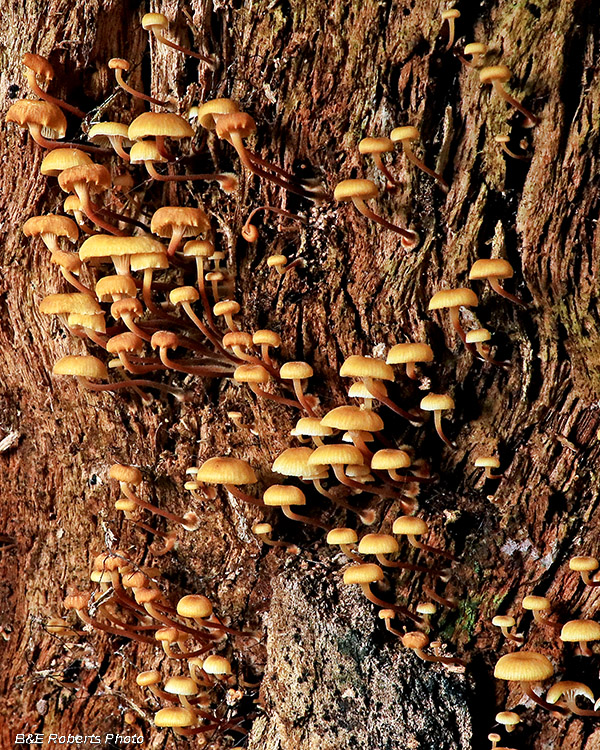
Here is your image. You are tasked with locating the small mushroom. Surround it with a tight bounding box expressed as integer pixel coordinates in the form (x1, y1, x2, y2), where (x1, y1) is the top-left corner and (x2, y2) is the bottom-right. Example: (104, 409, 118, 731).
(492, 615, 524, 644)
(546, 681, 599, 717)
(420, 393, 456, 448)
(469, 259, 524, 306)
(264, 484, 329, 531)
(428, 288, 479, 347)
(493, 651, 565, 714)
(440, 8, 460, 50)
(358, 137, 399, 190)
(479, 65, 540, 128)
(390, 126, 448, 189)
(402, 631, 465, 666)
(569, 556, 600, 588)
(142, 12, 214, 65)
(386, 342, 433, 381)
(522, 595, 561, 632)
(475, 456, 502, 480)
(560, 619, 600, 656)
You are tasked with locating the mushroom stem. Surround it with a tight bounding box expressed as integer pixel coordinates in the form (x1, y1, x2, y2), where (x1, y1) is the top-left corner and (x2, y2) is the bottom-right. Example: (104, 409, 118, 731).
(75, 375, 187, 401)
(522, 683, 567, 714)
(152, 30, 214, 65)
(121, 484, 197, 527)
(248, 383, 303, 410)
(488, 276, 525, 307)
(448, 306, 468, 344)
(433, 410, 455, 448)
(113, 68, 168, 106)
(312, 478, 375, 525)
(181, 301, 235, 358)
(73, 607, 155, 643)
(407, 535, 457, 562)
(364, 379, 425, 423)
(76, 188, 126, 236)
(242, 206, 305, 242)
(475, 343, 510, 368)
(24, 70, 86, 117)
(375, 554, 440, 574)
(281, 503, 331, 531)
(145, 160, 235, 188)
(225, 484, 263, 508)
(500, 625, 525, 644)
(491, 80, 540, 128)
(331, 464, 415, 513)
(565, 697, 600, 717)
(157, 348, 233, 378)
(422, 584, 457, 609)
(290, 379, 317, 417)
(581, 572, 600, 588)
(373, 154, 400, 190)
(405, 361, 419, 380)
(340, 543, 363, 562)
(413, 647, 465, 667)
(59, 267, 96, 296)
(402, 143, 448, 189)
(350, 197, 418, 247)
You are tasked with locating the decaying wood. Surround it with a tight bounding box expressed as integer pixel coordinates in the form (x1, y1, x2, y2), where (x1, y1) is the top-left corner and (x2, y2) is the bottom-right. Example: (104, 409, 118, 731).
(1, 0, 600, 748)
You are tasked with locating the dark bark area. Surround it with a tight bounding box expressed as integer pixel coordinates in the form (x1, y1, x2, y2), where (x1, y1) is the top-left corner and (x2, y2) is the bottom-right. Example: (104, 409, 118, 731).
(0, 0, 600, 748)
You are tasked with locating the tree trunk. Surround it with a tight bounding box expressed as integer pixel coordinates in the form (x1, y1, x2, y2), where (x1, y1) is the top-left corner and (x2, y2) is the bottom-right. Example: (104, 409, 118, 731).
(1, 0, 599, 748)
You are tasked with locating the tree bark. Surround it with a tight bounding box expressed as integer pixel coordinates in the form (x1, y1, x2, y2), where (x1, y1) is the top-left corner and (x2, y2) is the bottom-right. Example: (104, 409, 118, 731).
(1, 0, 599, 748)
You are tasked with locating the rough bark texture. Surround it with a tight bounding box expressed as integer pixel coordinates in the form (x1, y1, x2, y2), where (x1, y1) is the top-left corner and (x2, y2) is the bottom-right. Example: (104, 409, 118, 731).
(1, 0, 600, 749)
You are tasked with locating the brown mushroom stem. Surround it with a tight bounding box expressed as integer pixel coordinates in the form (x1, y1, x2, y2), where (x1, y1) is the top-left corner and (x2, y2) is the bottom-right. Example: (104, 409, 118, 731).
(161, 641, 213, 660)
(113, 68, 168, 106)
(59, 267, 96, 296)
(433, 410, 455, 448)
(402, 143, 448, 189)
(564, 697, 600, 717)
(422, 585, 457, 609)
(412, 647, 465, 667)
(580, 572, 600, 588)
(224, 483, 263, 508)
(121, 484, 197, 527)
(488, 276, 525, 306)
(375, 554, 440, 574)
(73, 607, 156, 643)
(76, 188, 126, 236)
(255, 530, 297, 552)
(332, 465, 415, 513)
(373, 154, 400, 190)
(116, 352, 165, 375)
(364, 379, 425, 423)
(475, 342, 511, 367)
(290, 379, 317, 417)
(24, 70, 86, 117)
(498, 140, 530, 160)
(340, 544, 363, 562)
(180, 302, 236, 359)
(247, 382, 303, 409)
(407, 535, 457, 562)
(192, 260, 215, 327)
(142, 602, 214, 641)
(242, 206, 305, 242)
(491, 81, 540, 128)
(522, 683, 567, 714)
(145, 160, 235, 188)
(483, 466, 503, 480)
(500, 625, 525, 644)
(151, 30, 214, 64)
(448, 306, 470, 346)
(156, 348, 233, 377)
(405, 361, 419, 380)
(281, 504, 330, 531)
(358, 584, 424, 625)
(350, 197, 418, 246)
(74, 374, 187, 400)
(312, 478, 375, 525)
(384, 619, 404, 637)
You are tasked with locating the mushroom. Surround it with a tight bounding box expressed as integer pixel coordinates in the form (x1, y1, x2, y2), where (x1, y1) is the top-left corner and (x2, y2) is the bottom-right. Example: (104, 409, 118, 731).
(569, 556, 600, 588)
(428, 288, 479, 347)
(343, 563, 422, 622)
(87, 122, 132, 161)
(6, 99, 67, 149)
(358, 533, 436, 574)
(522, 595, 561, 632)
(326, 528, 362, 562)
(475, 456, 502, 480)
(263, 484, 330, 531)
(252, 522, 298, 553)
(469, 259, 524, 306)
(392, 516, 456, 561)
(291, 417, 333, 447)
(440, 8, 460, 50)
(136, 670, 172, 702)
(495, 134, 530, 161)
(386, 342, 433, 381)
(479, 65, 540, 128)
(358, 137, 399, 190)
(195, 457, 262, 507)
(495, 711, 520, 732)
(546, 681, 599, 717)
(492, 615, 524, 644)
(466, 329, 509, 366)
(457, 42, 487, 67)
(128, 111, 193, 161)
(334, 179, 418, 247)
(108, 58, 168, 107)
(151, 206, 210, 257)
(58, 164, 122, 236)
(177, 595, 258, 639)
(22, 53, 85, 117)
(560, 619, 600, 656)
(420, 393, 456, 448)
(321, 405, 383, 459)
(402, 631, 465, 666)
(493, 651, 565, 714)
(154, 706, 204, 738)
(390, 126, 448, 189)
(214, 300, 241, 333)
(253, 329, 281, 370)
(142, 12, 214, 65)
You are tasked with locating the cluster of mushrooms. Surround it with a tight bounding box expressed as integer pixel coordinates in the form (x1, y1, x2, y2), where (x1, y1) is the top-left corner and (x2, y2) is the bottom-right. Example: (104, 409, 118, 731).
(6, 3, 598, 748)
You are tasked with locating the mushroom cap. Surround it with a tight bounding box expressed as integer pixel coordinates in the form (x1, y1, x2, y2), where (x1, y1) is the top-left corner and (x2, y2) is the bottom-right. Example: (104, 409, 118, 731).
(170, 286, 199, 305)
(343, 563, 384, 584)
(546, 681, 595, 705)
(64, 591, 91, 610)
(130, 252, 169, 272)
(58, 164, 111, 194)
(492, 615, 516, 628)
(386, 342, 433, 365)
(183, 239, 214, 258)
(106, 332, 144, 355)
(560, 619, 600, 643)
(392, 516, 428, 535)
(136, 669, 161, 687)
(234, 364, 270, 383)
(339, 354, 394, 381)
(40, 292, 101, 316)
(569, 555, 600, 572)
(51, 250, 81, 272)
(6, 99, 66, 137)
(321, 405, 384, 432)
(441, 8, 460, 18)
(327, 528, 358, 545)
(428, 288, 479, 310)
(108, 57, 129, 70)
(40, 148, 93, 176)
(465, 328, 491, 344)
(420, 393, 455, 411)
(151, 206, 210, 236)
(214, 299, 240, 316)
(272, 447, 317, 476)
(203, 655, 232, 675)
(88, 121, 130, 140)
(68, 312, 106, 333)
(151, 331, 179, 350)
(80, 234, 166, 262)
(23, 214, 79, 241)
(371, 449, 411, 470)
(141, 12, 168, 29)
(495, 711, 520, 727)
(95, 275, 138, 301)
(263, 484, 306, 506)
(196, 98, 241, 131)
(129, 140, 167, 164)
(308, 443, 364, 467)
(267, 254, 287, 268)
(334, 179, 379, 202)
(464, 42, 487, 55)
(358, 136, 394, 154)
(280, 361, 314, 380)
(253, 522, 273, 535)
(128, 112, 193, 140)
(155, 626, 186, 642)
(348, 381, 388, 399)
(495, 135, 511, 144)
(480, 65, 512, 84)
(291, 417, 333, 438)
(402, 631, 430, 649)
(469, 258, 514, 280)
(358, 533, 399, 555)
(114, 498, 137, 512)
(390, 125, 420, 143)
(215, 111, 257, 139)
(205, 271, 225, 282)
(223, 331, 253, 349)
(494, 651, 554, 682)
(474, 456, 500, 468)
(108, 465, 142, 486)
(154, 706, 196, 728)
(253, 329, 281, 347)
(52, 355, 107, 379)
(416, 602, 437, 615)
(196, 457, 257, 485)
(111, 298, 144, 319)
(163, 676, 199, 696)
(522, 595, 551, 611)
(22, 52, 54, 80)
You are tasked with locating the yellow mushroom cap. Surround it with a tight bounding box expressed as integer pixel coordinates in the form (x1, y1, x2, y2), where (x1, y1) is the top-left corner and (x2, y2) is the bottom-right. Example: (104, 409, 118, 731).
(109, 463, 142, 484)
(327, 528, 358, 545)
(465, 328, 491, 344)
(339, 354, 394, 381)
(80, 234, 166, 263)
(560, 619, 600, 643)
(253, 329, 281, 347)
(291, 417, 333, 438)
(280, 361, 314, 379)
(416, 602, 437, 615)
(570, 556, 600, 572)
(234, 364, 270, 383)
(263, 484, 306, 506)
(267, 254, 287, 268)
(115, 498, 137, 512)
(6, 99, 67, 137)
(522, 595, 551, 612)
(196, 457, 257, 485)
(402, 631, 430, 649)
(196, 98, 241, 131)
(334, 179, 379, 202)
(106, 332, 144, 355)
(203, 655, 232, 675)
(151, 206, 210, 237)
(390, 125, 419, 143)
(95, 275, 138, 302)
(88, 121, 130, 140)
(272, 447, 317, 476)
(348, 381, 388, 399)
(177, 594, 213, 619)
(164, 676, 199, 696)
(358, 137, 394, 154)
(253, 522, 273, 535)
(22, 52, 54, 80)
(40, 148, 93, 176)
(308, 443, 364, 467)
(183, 239, 214, 257)
(68, 312, 106, 333)
(58, 164, 111, 195)
(214, 300, 240, 317)
(343, 563, 384, 585)
(474, 456, 500, 468)
(386, 342, 433, 365)
(358, 533, 399, 555)
(40, 292, 101, 316)
(371, 449, 411, 470)
(128, 111, 193, 141)
(223, 331, 253, 349)
(469, 258, 514, 280)
(429, 288, 479, 310)
(494, 651, 554, 682)
(51, 250, 81, 274)
(441, 8, 460, 18)
(24, 214, 80, 241)
(495, 711, 520, 727)
(215, 112, 257, 140)
(321, 405, 383, 433)
(492, 615, 516, 628)
(464, 43, 487, 56)
(420, 393, 454, 411)
(130, 252, 169, 272)
(136, 669, 161, 687)
(52, 355, 108, 379)
(108, 58, 129, 70)
(154, 626, 184, 642)
(154, 706, 196, 728)
(392, 516, 428, 536)
(170, 286, 199, 305)
(480, 65, 512, 85)
(129, 140, 167, 164)
(546, 681, 595, 705)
